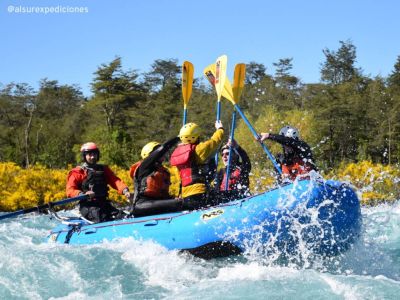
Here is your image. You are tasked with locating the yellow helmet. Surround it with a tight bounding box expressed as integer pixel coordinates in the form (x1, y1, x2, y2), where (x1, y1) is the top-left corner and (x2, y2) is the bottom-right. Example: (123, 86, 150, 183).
(179, 122, 201, 144)
(141, 141, 161, 159)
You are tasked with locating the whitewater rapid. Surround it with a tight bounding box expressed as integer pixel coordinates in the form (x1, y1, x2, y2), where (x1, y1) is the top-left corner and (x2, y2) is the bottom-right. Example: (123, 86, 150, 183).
(1, 202, 399, 299)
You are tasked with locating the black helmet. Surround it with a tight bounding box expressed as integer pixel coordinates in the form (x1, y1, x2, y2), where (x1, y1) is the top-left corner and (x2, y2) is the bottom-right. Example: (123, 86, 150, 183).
(220, 144, 230, 154)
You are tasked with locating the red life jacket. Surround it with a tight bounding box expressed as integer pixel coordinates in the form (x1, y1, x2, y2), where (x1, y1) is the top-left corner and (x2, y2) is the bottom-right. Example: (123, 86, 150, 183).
(219, 167, 241, 191)
(130, 161, 171, 199)
(170, 144, 205, 187)
(281, 158, 313, 181)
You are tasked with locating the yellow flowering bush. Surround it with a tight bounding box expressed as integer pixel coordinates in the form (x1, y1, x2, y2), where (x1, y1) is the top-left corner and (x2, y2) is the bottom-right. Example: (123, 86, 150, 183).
(329, 160, 400, 205)
(1, 160, 399, 211)
(0, 162, 67, 211)
(249, 168, 276, 194)
(108, 165, 132, 205)
(0, 163, 132, 211)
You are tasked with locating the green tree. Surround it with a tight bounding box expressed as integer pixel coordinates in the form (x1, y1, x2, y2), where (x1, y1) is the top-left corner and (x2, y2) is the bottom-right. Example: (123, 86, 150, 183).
(131, 80, 182, 146)
(362, 77, 396, 163)
(305, 77, 372, 167)
(121, 58, 183, 154)
(240, 74, 275, 118)
(321, 40, 362, 84)
(33, 79, 86, 167)
(273, 58, 303, 109)
(0, 83, 36, 166)
(143, 58, 180, 92)
(273, 58, 298, 87)
(245, 62, 267, 85)
(385, 56, 400, 163)
(90, 57, 145, 132)
(387, 55, 400, 89)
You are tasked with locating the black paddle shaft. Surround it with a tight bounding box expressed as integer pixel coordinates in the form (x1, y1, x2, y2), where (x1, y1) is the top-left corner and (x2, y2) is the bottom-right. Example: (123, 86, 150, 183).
(0, 195, 88, 221)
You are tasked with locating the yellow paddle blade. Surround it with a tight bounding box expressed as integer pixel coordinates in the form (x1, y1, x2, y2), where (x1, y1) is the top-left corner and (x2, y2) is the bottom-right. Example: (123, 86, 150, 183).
(223, 77, 235, 104)
(203, 63, 234, 103)
(232, 63, 246, 103)
(215, 55, 227, 101)
(182, 61, 194, 107)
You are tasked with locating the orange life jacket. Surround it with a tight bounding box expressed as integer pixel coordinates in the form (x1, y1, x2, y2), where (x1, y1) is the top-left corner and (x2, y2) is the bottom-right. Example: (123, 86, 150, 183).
(281, 158, 313, 181)
(170, 144, 205, 187)
(130, 161, 171, 199)
(219, 167, 241, 191)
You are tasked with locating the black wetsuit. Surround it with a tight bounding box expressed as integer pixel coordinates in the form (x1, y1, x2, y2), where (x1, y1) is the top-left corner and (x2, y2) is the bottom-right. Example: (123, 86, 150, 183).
(268, 134, 317, 181)
(132, 137, 182, 216)
(215, 145, 252, 200)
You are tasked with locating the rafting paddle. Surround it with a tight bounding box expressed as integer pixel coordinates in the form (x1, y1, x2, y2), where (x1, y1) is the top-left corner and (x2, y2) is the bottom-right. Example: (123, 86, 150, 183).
(203, 63, 234, 101)
(182, 61, 194, 125)
(214, 55, 227, 123)
(213, 55, 228, 168)
(204, 66, 282, 175)
(0, 195, 88, 221)
(224, 63, 246, 190)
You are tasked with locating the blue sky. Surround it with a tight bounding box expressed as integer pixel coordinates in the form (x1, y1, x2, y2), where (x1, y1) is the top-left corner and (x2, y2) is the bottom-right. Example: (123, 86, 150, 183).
(1, 0, 399, 96)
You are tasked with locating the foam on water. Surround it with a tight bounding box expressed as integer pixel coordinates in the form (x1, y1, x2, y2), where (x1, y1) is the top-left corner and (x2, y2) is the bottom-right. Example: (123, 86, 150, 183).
(225, 177, 356, 271)
(1, 199, 400, 299)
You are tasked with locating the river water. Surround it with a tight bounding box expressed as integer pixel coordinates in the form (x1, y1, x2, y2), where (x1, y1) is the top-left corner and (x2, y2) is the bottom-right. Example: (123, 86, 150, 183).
(1, 201, 399, 299)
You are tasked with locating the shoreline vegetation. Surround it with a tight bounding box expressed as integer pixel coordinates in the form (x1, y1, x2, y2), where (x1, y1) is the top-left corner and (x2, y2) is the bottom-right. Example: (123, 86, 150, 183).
(0, 161, 399, 212)
(2, 41, 400, 211)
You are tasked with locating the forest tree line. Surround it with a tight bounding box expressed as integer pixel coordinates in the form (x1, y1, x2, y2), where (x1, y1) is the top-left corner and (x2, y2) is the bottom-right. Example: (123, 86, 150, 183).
(1, 40, 400, 175)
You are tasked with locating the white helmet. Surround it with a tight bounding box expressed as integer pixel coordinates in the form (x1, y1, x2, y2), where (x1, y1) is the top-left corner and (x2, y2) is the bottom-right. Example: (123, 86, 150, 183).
(279, 126, 299, 140)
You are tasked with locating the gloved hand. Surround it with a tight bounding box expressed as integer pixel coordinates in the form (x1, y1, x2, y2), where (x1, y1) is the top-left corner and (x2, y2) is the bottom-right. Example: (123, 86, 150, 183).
(259, 132, 270, 142)
(123, 188, 131, 202)
(227, 138, 237, 149)
(126, 193, 133, 203)
(215, 120, 224, 130)
(85, 190, 95, 199)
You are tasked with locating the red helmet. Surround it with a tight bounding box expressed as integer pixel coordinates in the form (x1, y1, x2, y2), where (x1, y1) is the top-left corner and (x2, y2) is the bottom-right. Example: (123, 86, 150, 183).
(80, 142, 100, 162)
(80, 142, 99, 152)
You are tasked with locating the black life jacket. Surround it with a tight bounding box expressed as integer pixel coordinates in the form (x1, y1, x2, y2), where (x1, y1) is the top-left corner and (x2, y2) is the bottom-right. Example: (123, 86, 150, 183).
(81, 164, 109, 200)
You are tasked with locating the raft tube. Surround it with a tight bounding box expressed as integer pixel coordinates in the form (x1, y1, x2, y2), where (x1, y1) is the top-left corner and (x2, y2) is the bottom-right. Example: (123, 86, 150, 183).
(47, 179, 361, 259)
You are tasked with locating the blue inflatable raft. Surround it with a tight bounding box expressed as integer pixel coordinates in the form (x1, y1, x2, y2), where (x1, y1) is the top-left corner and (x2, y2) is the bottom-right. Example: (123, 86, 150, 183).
(47, 179, 361, 259)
